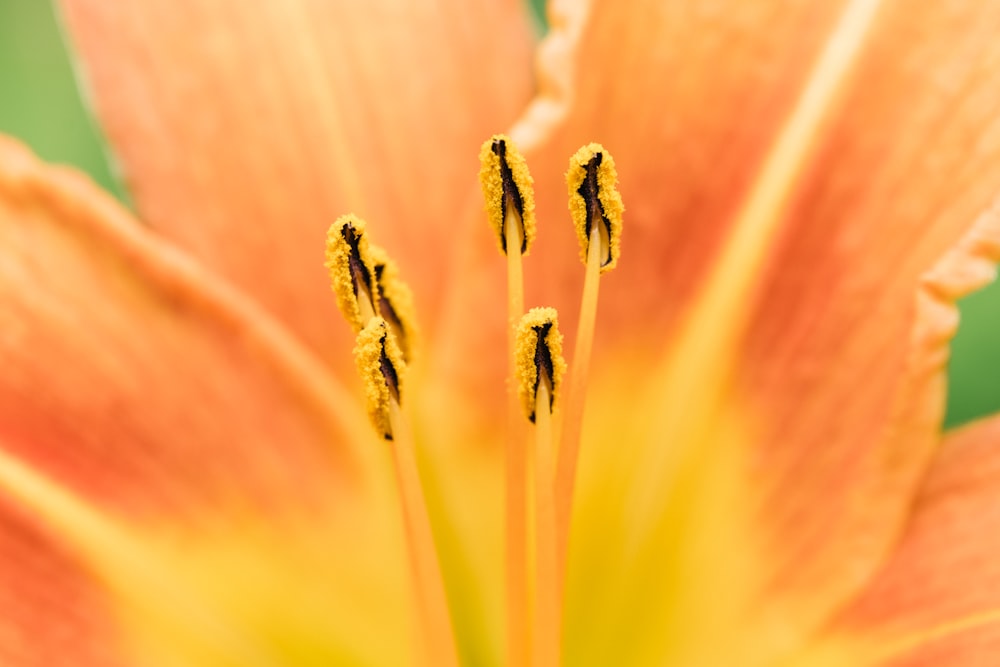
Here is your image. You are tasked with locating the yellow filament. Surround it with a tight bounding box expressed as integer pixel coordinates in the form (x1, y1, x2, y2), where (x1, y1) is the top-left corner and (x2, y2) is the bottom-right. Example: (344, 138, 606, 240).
(556, 222, 603, 569)
(480, 140, 539, 663)
(513, 309, 566, 666)
(358, 288, 376, 324)
(386, 400, 460, 667)
(504, 203, 529, 666)
(0, 448, 281, 667)
(506, 208, 526, 320)
(351, 316, 457, 665)
(530, 380, 560, 667)
(557, 144, 621, 574)
(347, 298, 457, 665)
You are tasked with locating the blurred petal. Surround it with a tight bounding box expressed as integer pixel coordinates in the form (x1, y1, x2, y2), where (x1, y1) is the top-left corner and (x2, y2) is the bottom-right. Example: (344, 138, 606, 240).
(0, 133, 374, 519)
(0, 447, 410, 667)
(58, 0, 535, 370)
(431, 0, 1000, 663)
(737, 0, 1000, 629)
(796, 415, 1000, 666)
(0, 502, 125, 667)
(0, 135, 413, 664)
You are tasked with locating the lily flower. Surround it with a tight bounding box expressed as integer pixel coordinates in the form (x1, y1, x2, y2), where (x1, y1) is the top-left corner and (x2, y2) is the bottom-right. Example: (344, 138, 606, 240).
(4, 0, 1000, 665)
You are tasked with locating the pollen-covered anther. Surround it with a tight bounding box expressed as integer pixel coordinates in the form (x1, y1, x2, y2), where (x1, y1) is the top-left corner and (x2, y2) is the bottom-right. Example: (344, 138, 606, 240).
(368, 244, 419, 363)
(479, 134, 536, 255)
(325, 214, 380, 332)
(515, 308, 567, 423)
(566, 143, 624, 272)
(353, 317, 406, 440)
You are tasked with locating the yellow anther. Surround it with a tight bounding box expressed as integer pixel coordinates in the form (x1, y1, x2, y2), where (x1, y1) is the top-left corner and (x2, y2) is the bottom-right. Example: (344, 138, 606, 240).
(479, 134, 536, 255)
(325, 214, 380, 332)
(368, 244, 419, 363)
(566, 143, 624, 272)
(515, 308, 567, 423)
(353, 317, 406, 440)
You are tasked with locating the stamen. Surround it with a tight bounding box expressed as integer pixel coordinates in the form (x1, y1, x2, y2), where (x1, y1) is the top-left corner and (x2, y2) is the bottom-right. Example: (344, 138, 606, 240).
(566, 143, 623, 271)
(515, 308, 566, 667)
(515, 308, 567, 424)
(325, 214, 379, 331)
(353, 318, 404, 440)
(558, 145, 624, 575)
(530, 380, 560, 667)
(386, 399, 459, 667)
(368, 244, 420, 362)
(480, 133, 537, 664)
(479, 134, 537, 256)
(352, 318, 458, 666)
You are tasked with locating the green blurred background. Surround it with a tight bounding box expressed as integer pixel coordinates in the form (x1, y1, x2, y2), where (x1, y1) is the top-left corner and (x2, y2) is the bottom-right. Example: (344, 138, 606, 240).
(1, 0, 997, 429)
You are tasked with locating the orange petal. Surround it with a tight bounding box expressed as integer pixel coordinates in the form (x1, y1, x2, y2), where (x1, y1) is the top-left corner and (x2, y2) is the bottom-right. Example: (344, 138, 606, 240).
(810, 415, 1000, 666)
(0, 502, 126, 667)
(436, 0, 1000, 661)
(57, 0, 535, 370)
(0, 135, 416, 664)
(435, 0, 869, 418)
(0, 442, 411, 666)
(734, 0, 1000, 628)
(0, 133, 375, 519)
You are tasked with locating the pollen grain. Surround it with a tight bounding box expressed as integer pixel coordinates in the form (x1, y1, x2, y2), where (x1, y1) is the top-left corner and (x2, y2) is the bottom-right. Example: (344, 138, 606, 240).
(325, 214, 379, 331)
(479, 134, 537, 256)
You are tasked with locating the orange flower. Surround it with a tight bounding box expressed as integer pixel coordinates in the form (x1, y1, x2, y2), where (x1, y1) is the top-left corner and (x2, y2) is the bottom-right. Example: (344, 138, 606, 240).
(4, 0, 1000, 665)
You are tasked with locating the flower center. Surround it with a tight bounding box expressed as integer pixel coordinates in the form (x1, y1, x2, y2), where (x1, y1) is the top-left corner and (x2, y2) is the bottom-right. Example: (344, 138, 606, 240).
(325, 136, 623, 666)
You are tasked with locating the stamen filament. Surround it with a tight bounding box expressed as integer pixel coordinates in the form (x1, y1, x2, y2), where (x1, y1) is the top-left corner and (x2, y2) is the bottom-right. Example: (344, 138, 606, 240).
(387, 399, 460, 667)
(556, 143, 623, 599)
(352, 317, 455, 664)
(556, 222, 603, 568)
(514, 308, 566, 666)
(358, 287, 376, 324)
(504, 205, 529, 666)
(505, 205, 525, 318)
(530, 380, 560, 667)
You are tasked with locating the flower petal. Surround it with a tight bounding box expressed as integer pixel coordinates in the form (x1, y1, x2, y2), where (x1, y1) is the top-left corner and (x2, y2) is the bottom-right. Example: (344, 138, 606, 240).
(800, 415, 1000, 666)
(57, 0, 535, 367)
(0, 502, 126, 667)
(733, 0, 1000, 631)
(0, 440, 413, 667)
(0, 135, 416, 664)
(438, 0, 1000, 662)
(0, 133, 374, 520)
